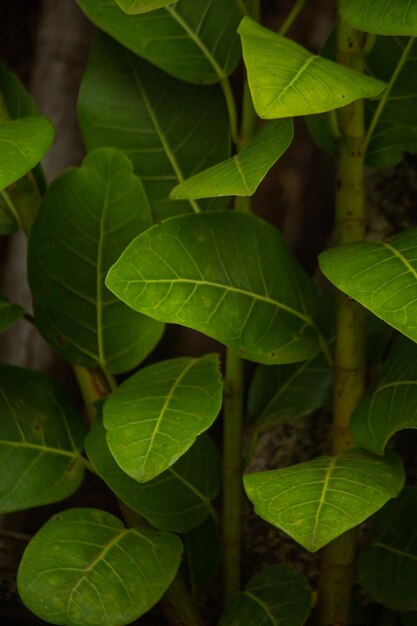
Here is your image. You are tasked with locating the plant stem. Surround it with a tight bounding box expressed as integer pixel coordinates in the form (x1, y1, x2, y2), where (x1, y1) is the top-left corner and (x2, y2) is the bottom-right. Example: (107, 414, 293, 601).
(278, 0, 308, 35)
(221, 77, 239, 145)
(161, 575, 205, 626)
(316, 8, 367, 626)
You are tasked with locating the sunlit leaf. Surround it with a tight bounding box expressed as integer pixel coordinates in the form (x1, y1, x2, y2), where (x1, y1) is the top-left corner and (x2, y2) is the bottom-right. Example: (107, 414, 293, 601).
(340, 0, 417, 36)
(78, 34, 231, 221)
(17, 508, 182, 626)
(170, 120, 293, 200)
(238, 17, 386, 119)
(114, 0, 175, 14)
(76, 0, 241, 84)
(0, 366, 85, 513)
(244, 449, 404, 552)
(0, 290, 24, 333)
(107, 211, 322, 365)
(28, 148, 163, 373)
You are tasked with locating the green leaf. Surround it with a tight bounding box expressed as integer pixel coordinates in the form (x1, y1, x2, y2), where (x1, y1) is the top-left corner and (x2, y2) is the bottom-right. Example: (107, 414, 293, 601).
(114, 0, 175, 14)
(76, 0, 241, 84)
(340, 0, 417, 36)
(0, 290, 24, 333)
(17, 508, 182, 626)
(319, 228, 417, 344)
(104, 354, 222, 481)
(28, 148, 164, 373)
(170, 120, 293, 200)
(358, 487, 417, 611)
(0, 117, 53, 191)
(351, 337, 417, 455)
(238, 17, 386, 119)
(244, 449, 404, 552)
(219, 565, 312, 626)
(0, 366, 86, 513)
(107, 211, 322, 365)
(85, 416, 221, 532)
(183, 516, 220, 585)
(78, 34, 231, 221)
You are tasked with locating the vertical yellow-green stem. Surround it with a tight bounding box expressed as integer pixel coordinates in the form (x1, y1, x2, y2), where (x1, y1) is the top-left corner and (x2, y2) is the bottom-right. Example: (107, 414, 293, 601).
(317, 8, 367, 626)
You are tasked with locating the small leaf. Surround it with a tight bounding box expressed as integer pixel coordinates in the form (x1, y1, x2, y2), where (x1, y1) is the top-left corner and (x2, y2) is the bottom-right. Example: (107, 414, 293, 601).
(0, 366, 86, 513)
(244, 449, 404, 552)
(0, 290, 24, 333)
(340, 0, 417, 36)
(319, 229, 417, 343)
(351, 337, 417, 455)
(238, 17, 386, 119)
(358, 487, 417, 611)
(106, 211, 322, 365)
(219, 565, 312, 626)
(76, 0, 241, 84)
(114, 0, 175, 14)
(104, 354, 222, 481)
(85, 417, 221, 532)
(170, 120, 293, 200)
(78, 34, 231, 220)
(183, 516, 220, 585)
(17, 508, 182, 626)
(28, 147, 164, 373)
(0, 117, 53, 191)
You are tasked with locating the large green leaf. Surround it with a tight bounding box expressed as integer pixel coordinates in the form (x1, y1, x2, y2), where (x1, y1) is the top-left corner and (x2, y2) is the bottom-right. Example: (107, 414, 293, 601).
(104, 355, 222, 481)
(244, 449, 404, 552)
(85, 416, 221, 532)
(219, 565, 312, 626)
(0, 117, 53, 191)
(107, 211, 323, 365)
(0, 290, 24, 333)
(351, 337, 417, 455)
(0, 366, 86, 513)
(170, 120, 293, 200)
(78, 34, 230, 221)
(340, 0, 417, 36)
(28, 148, 163, 373)
(319, 228, 417, 343)
(76, 0, 241, 84)
(17, 508, 182, 626)
(238, 17, 386, 119)
(358, 487, 417, 610)
(115, 0, 175, 14)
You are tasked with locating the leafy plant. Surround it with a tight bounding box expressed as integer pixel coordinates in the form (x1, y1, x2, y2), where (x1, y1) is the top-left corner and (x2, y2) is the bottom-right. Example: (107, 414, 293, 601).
(2, 0, 417, 625)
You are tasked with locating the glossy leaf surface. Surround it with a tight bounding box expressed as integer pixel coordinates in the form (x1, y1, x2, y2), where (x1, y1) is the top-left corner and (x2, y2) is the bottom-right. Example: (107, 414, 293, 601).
(340, 0, 417, 36)
(358, 487, 417, 610)
(238, 17, 386, 119)
(28, 148, 163, 373)
(76, 0, 241, 84)
(0, 366, 85, 513)
(0, 117, 53, 191)
(107, 211, 322, 365)
(78, 35, 230, 221)
(17, 508, 182, 626)
(115, 0, 175, 13)
(219, 565, 312, 626)
(104, 355, 222, 481)
(351, 337, 417, 454)
(0, 290, 24, 333)
(319, 228, 417, 343)
(85, 417, 221, 532)
(170, 119, 293, 200)
(244, 449, 404, 552)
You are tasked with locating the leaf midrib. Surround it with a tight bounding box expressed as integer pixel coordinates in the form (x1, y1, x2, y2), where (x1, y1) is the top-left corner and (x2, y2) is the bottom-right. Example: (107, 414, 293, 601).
(0, 439, 78, 459)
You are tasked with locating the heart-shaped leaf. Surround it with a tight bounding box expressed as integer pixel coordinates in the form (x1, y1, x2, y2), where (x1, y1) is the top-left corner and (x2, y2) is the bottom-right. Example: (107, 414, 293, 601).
(340, 0, 417, 36)
(219, 565, 312, 626)
(107, 211, 323, 365)
(0, 117, 53, 191)
(17, 508, 182, 626)
(76, 0, 241, 84)
(114, 0, 175, 14)
(104, 354, 222, 481)
(28, 148, 164, 373)
(351, 337, 417, 455)
(319, 228, 417, 343)
(183, 516, 220, 585)
(78, 34, 231, 221)
(85, 417, 221, 532)
(0, 366, 86, 513)
(238, 17, 386, 120)
(358, 487, 417, 610)
(244, 449, 404, 552)
(170, 119, 293, 200)
(0, 290, 24, 333)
